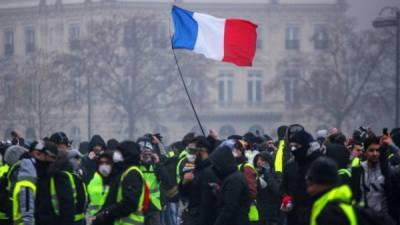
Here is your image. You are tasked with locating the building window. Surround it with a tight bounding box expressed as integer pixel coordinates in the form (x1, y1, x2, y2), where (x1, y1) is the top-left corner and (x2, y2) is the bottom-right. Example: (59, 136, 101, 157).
(218, 71, 233, 106)
(219, 125, 236, 139)
(257, 27, 263, 49)
(4, 29, 14, 56)
(69, 24, 80, 51)
(247, 70, 262, 105)
(25, 27, 35, 54)
(283, 70, 300, 104)
(285, 25, 300, 50)
(3, 74, 15, 99)
(314, 24, 328, 50)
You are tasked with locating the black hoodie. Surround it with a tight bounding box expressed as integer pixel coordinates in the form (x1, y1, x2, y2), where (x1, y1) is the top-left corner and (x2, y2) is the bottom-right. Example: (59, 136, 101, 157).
(94, 141, 144, 225)
(209, 146, 251, 225)
(81, 135, 106, 184)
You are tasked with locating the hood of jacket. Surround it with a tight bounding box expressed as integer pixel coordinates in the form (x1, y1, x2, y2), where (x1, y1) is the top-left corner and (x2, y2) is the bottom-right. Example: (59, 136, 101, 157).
(18, 158, 37, 182)
(89, 135, 106, 152)
(253, 151, 274, 170)
(209, 145, 237, 180)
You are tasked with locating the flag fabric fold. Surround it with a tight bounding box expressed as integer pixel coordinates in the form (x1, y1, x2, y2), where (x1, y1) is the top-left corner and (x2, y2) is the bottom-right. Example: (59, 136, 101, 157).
(171, 5, 258, 67)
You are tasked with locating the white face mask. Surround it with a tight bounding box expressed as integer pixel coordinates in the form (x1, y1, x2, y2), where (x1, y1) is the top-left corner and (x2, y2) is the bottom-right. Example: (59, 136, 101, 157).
(99, 164, 112, 177)
(186, 154, 196, 163)
(113, 151, 124, 163)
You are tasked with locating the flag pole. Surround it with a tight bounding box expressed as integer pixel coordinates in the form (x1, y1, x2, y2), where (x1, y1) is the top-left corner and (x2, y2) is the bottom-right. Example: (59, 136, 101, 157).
(168, 6, 206, 136)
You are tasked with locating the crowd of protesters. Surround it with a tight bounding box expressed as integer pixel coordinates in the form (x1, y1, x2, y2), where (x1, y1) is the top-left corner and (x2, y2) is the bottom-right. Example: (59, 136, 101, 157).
(0, 124, 400, 225)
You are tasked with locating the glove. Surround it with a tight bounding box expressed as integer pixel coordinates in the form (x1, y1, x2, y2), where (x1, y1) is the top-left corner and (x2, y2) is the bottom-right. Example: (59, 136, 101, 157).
(259, 175, 268, 189)
(280, 195, 293, 212)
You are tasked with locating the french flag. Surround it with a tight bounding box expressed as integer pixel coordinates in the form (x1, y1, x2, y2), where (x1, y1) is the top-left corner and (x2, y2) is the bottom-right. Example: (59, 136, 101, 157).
(171, 5, 258, 67)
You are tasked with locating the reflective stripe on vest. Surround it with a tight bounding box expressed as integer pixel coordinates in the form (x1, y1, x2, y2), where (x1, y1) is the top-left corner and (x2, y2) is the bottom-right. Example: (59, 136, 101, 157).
(50, 171, 85, 222)
(0, 164, 9, 178)
(237, 163, 259, 222)
(115, 166, 145, 225)
(310, 185, 357, 225)
(351, 157, 361, 168)
(176, 150, 187, 184)
(0, 164, 10, 220)
(140, 165, 161, 210)
(338, 168, 352, 178)
(275, 140, 285, 172)
(87, 172, 109, 216)
(12, 180, 36, 225)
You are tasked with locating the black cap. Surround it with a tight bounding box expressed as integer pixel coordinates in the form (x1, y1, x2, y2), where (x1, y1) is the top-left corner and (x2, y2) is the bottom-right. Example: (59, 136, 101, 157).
(49, 132, 71, 146)
(306, 157, 338, 185)
(30, 141, 58, 157)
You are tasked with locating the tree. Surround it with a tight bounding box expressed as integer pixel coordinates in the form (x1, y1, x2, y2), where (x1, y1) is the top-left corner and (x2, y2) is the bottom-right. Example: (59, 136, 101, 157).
(0, 52, 81, 138)
(66, 15, 211, 139)
(271, 15, 393, 131)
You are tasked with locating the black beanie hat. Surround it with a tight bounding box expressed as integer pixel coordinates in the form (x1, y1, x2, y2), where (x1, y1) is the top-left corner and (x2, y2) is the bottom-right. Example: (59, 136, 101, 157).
(325, 143, 350, 169)
(243, 132, 257, 145)
(289, 130, 314, 148)
(195, 136, 212, 153)
(116, 141, 141, 165)
(306, 157, 338, 185)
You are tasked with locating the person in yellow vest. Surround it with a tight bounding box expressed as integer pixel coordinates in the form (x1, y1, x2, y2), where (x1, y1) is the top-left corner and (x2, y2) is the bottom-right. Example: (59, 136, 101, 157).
(87, 151, 114, 219)
(0, 142, 11, 224)
(92, 141, 149, 225)
(34, 141, 86, 225)
(349, 141, 363, 168)
(306, 157, 357, 225)
(137, 138, 165, 225)
(4, 145, 37, 225)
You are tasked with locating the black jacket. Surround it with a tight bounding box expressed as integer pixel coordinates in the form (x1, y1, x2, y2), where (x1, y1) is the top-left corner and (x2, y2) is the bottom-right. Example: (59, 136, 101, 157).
(35, 153, 86, 225)
(178, 159, 219, 225)
(210, 146, 251, 225)
(311, 191, 351, 225)
(253, 152, 281, 225)
(81, 135, 106, 184)
(281, 151, 321, 225)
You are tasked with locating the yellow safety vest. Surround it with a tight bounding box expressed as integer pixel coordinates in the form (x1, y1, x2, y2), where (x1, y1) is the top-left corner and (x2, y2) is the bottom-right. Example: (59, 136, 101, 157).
(310, 185, 357, 225)
(176, 150, 187, 184)
(0, 164, 10, 220)
(351, 157, 361, 168)
(238, 163, 259, 222)
(275, 140, 285, 172)
(0, 164, 9, 178)
(140, 164, 161, 211)
(50, 171, 86, 222)
(338, 168, 352, 178)
(12, 180, 36, 225)
(114, 166, 146, 225)
(87, 172, 109, 216)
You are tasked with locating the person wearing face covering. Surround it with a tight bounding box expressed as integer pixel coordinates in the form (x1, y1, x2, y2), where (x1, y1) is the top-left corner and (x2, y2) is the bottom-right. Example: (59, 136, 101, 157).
(92, 141, 150, 225)
(87, 151, 115, 218)
(137, 138, 169, 225)
(280, 128, 322, 225)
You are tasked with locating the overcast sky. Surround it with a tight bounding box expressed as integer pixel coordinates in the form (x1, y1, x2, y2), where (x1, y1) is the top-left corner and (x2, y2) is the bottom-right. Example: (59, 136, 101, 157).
(347, 0, 400, 30)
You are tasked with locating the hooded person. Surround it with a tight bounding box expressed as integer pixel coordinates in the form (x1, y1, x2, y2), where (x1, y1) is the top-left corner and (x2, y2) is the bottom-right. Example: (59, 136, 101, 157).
(324, 143, 351, 184)
(209, 145, 251, 225)
(316, 129, 328, 146)
(281, 127, 322, 225)
(34, 141, 87, 225)
(2, 145, 36, 225)
(253, 151, 281, 225)
(274, 125, 290, 174)
(81, 135, 106, 184)
(107, 139, 119, 151)
(92, 141, 149, 225)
